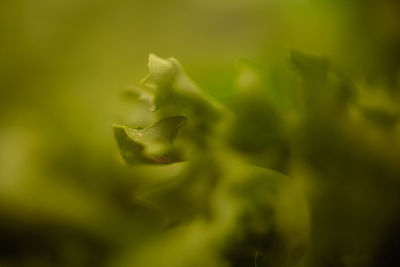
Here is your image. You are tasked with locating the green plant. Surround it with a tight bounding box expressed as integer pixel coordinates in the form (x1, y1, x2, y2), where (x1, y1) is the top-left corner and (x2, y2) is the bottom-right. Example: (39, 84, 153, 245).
(114, 51, 400, 266)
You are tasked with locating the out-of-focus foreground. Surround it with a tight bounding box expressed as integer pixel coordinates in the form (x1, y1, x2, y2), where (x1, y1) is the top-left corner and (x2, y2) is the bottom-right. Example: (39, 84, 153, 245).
(1, 0, 400, 266)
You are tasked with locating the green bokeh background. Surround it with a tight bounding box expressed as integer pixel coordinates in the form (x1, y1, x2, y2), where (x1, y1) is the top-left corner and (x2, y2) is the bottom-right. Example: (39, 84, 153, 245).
(1, 0, 400, 266)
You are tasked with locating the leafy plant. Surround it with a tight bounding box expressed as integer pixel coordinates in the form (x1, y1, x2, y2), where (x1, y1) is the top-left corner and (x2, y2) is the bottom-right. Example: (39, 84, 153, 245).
(114, 51, 400, 267)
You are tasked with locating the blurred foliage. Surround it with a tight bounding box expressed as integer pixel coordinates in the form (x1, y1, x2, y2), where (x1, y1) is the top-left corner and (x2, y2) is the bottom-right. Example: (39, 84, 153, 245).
(1, 0, 400, 266)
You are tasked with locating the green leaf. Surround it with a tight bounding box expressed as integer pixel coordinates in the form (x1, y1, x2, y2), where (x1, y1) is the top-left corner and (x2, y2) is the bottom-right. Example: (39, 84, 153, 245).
(140, 54, 220, 115)
(141, 53, 179, 90)
(113, 116, 187, 164)
(127, 54, 230, 147)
